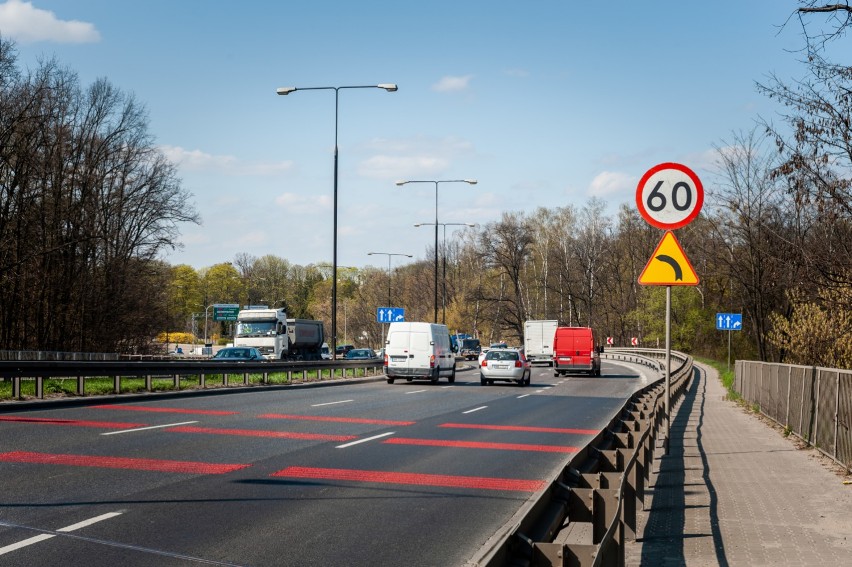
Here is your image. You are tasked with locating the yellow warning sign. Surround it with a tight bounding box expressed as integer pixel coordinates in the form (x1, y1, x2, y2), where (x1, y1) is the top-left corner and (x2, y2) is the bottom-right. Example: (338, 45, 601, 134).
(638, 231, 699, 286)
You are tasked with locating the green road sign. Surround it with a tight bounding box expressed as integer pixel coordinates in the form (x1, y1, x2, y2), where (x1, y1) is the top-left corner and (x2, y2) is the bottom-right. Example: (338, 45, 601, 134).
(213, 304, 239, 321)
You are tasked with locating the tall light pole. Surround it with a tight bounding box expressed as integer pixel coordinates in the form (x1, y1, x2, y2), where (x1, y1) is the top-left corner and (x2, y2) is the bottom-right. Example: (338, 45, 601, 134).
(414, 223, 476, 324)
(277, 83, 397, 355)
(367, 252, 413, 306)
(396, 179, 477, 322)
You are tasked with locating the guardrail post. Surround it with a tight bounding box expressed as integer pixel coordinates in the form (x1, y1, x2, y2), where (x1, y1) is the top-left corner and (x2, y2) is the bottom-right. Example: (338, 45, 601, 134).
(223, 373, 229, 386)
(113, 375, 120, 394)
(77, 375, 84, 395)
(834, 371, 840, 461)
(173, 374, 180, 389)
(12, 376, 20, 398)
(146, 374, 152, 391)
(243, 372, 249, 386)
(200, 372, 206, 388)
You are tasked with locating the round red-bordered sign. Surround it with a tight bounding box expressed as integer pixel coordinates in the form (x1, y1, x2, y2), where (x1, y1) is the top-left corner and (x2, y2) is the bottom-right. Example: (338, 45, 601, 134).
(636, 162, 703, 230)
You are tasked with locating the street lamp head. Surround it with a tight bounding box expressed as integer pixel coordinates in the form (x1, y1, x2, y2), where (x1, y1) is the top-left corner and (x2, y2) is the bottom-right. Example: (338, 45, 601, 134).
(378, 84, 398, 92)
(276, 87, 297, 95)
(464, 179, 478, 185)
(395, 180, 408, 186)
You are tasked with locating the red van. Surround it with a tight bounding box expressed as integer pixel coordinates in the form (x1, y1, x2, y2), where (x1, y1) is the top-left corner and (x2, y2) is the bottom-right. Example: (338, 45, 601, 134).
(552, 327, 601, 377)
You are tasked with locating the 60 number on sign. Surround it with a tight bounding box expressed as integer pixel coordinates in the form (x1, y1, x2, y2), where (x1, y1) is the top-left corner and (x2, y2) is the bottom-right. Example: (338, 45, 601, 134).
(636, 162, 703, 230)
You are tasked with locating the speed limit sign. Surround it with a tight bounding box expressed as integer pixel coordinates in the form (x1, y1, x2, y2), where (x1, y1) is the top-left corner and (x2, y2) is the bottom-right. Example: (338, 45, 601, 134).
(636, 162, 703, 230)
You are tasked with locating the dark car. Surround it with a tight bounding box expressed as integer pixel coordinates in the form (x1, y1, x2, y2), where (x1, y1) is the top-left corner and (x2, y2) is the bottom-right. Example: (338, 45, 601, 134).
(211, 347, 266, 361)
(335, 344, 355, 357)
(344, 348, 376, 360)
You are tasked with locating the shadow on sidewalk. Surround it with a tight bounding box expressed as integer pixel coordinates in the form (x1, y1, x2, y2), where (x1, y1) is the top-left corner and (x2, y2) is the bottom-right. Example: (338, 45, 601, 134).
(638, 367, 729, 566)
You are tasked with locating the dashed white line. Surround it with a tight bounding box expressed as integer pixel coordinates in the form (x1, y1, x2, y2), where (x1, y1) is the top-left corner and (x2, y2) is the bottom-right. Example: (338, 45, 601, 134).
(100, 421, 198, 436)
(517, 394, 532, 399)
(405, 389, 428, 394)
(311, 399, 354, 407)
(0, 512, 123, 555)
(463, 406, 488, 414)
(336, 432, 395, 448)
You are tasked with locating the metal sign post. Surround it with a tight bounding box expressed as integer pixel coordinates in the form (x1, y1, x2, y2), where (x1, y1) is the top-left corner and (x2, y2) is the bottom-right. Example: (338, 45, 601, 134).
(665, 286, 672, 454)
(636, 162, 704, 457)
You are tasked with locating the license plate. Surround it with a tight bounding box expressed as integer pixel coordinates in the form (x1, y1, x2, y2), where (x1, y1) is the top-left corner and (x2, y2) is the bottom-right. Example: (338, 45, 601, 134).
(494, 364, 508, 370)
(391, 356, 407, 362)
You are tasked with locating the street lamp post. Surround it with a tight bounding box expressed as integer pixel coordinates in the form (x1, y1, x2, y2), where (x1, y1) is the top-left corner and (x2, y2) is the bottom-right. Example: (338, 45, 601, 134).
(367, 252, 413, 307)
(397, 179, 478, 323)
(368, 252, 411, 351)
(277, 83, 397, 356)
(414, 223, 475, 324)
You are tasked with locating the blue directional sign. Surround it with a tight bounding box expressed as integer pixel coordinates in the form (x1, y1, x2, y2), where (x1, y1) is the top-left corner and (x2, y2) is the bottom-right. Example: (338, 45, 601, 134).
(377, 307, 405, 323)
(716, 313, 742, 331)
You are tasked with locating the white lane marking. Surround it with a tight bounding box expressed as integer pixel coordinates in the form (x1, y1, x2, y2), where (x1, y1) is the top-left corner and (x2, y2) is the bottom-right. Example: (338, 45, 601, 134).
(535, 390, 546, 393)
(0, 512, 123, 555)
(463, 406, 487, 414)
(311, 399, 353, 407)
(336, 432, 395, 449)
(405, 389, 428, 394)
(100, 421, 198, 436)
(517, 394, 532, 399)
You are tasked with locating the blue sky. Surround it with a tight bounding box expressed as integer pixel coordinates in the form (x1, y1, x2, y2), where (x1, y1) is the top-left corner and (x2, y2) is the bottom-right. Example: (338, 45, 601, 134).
(1, 1, 806, 271)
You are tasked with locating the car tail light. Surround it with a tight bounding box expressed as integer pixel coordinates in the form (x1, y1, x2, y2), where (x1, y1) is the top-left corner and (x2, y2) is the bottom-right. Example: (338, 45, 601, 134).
(430, 354, 435, 368)
(515, 360, 521, 368)
(481, 359, 487, 367)
(384, 354, 388, 367)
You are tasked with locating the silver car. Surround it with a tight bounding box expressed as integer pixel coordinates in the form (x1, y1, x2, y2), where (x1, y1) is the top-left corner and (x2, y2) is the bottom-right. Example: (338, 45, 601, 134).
(480, 348, 530, 386)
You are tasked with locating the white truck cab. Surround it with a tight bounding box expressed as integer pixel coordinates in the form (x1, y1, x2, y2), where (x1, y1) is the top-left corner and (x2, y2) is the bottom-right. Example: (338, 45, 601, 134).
(384, 322, 456, 384)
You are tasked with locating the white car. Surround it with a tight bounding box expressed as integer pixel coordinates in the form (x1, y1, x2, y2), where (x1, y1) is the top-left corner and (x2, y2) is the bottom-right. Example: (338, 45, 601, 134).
(480, 348, 531, 386)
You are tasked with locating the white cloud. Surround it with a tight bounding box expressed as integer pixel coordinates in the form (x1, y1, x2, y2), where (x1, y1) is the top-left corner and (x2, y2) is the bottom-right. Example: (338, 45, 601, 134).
(587, 171, 636, 198)
(0, 0, 100, 44)
(274, 192, 331, 214)
(432, 75, 473, 93)
(160, 145, 293, 175)
(357, 136, 475, 179)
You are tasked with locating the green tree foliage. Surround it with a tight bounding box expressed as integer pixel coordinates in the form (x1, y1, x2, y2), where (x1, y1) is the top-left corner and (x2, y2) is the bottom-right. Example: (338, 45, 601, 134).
(768, 284, 852, 368)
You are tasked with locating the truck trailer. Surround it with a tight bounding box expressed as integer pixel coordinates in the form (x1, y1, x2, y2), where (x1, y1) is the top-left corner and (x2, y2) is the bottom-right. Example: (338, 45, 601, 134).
(233, 307, 324, 360)
(523, 320, 558, 365)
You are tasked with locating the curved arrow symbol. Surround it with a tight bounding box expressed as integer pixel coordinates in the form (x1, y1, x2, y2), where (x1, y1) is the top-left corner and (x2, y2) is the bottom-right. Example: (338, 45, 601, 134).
(655, 254, 683, 281)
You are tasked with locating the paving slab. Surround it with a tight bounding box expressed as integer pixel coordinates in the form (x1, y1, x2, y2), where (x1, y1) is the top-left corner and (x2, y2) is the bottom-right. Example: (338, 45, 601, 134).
(625, 362, 852, 566)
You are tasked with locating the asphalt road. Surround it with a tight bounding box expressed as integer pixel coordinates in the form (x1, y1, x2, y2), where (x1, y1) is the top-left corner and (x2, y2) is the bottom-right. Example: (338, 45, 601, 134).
(0, 360, 653, 567)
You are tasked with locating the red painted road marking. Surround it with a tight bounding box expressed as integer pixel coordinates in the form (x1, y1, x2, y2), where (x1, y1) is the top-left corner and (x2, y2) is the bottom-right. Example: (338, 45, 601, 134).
(440, 423, 599, 435)
(0, 416, 146, 429)
(258, 413, 415, 426)
(90, 405, 238, 415)
(170, 426, 357, 442)
(0, 451, 250, 474)
(271, 466, 545, 492)
(384, 438, 578, 453)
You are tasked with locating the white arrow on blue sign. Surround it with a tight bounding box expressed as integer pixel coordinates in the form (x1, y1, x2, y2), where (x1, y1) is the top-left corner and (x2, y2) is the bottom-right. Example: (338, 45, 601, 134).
(715, 313, 742, 331)
(377, 307, 405, 323)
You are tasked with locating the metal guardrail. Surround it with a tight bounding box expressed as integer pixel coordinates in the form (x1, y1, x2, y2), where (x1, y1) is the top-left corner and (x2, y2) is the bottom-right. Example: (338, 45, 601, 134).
(471, 348, 694, 567)
(735, 360, 851, 473)
(0, 358, 385, 401)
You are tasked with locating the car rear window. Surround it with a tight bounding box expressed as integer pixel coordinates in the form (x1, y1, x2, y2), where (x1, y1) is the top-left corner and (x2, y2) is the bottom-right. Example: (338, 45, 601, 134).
(486, 350, 519, 361)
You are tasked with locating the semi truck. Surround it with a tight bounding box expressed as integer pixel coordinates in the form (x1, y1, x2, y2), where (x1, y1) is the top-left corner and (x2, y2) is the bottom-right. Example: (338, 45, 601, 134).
(233, 307, 325, 360)
(524, 319, 559, 365)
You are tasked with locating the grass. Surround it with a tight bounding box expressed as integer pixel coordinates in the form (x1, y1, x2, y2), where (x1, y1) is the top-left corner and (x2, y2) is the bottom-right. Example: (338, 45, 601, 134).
(0, 366, 381, 401)
(694, 356, 742, 403)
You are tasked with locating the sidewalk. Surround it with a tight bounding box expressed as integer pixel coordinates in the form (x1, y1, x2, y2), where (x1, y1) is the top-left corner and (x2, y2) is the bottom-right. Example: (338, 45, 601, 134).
(625, 362, 852, 566)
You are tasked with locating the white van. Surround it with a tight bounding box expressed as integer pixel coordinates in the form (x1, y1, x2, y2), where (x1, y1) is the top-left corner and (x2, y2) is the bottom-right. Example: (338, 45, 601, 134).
(384, 322, 456, 384)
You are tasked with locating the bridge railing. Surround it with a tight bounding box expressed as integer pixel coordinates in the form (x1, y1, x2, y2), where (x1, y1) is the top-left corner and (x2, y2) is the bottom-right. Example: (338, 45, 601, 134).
(735, 360, 851, 473)
(472, 347, 693, 567)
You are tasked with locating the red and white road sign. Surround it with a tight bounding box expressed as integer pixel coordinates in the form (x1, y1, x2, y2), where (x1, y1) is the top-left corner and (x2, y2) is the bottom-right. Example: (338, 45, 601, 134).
(606, 336, 614, 346)
(636, 162, 703, 230)
(631, 337, 639, 346)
